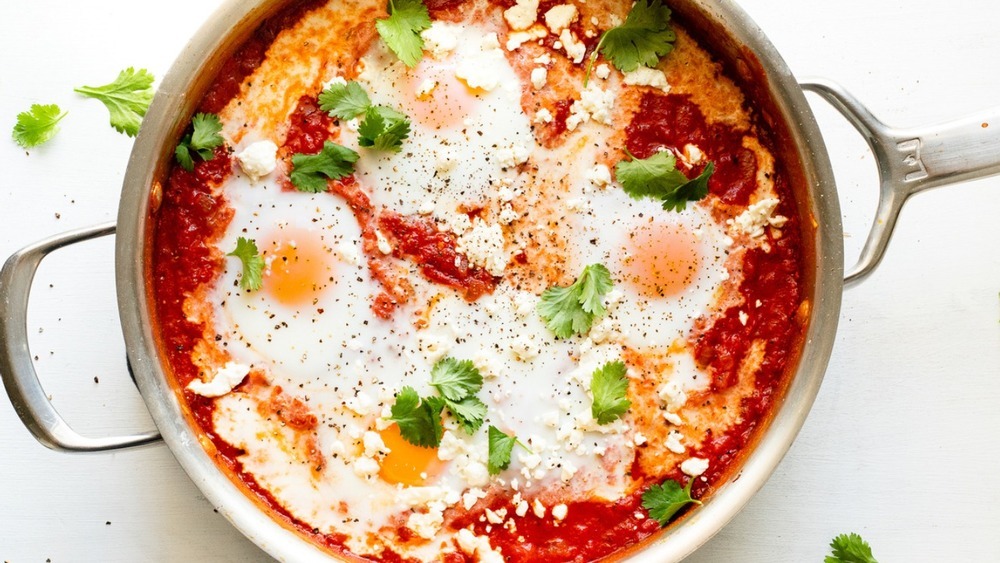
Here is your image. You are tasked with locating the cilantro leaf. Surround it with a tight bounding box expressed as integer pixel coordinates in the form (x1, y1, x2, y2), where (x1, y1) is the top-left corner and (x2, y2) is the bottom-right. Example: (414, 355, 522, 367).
(641, 477, 701, 526)
(589, 0, 675, 79)
(74, 67, 155, 137)
(289, 141, 360, 192)
(175, 113, 225, 172)
(615, 150, 713, 212)
(825, 533, 879, 563)
(375, 0, 431, 67)
(444, 395, 488, 434)
(537, 263, 614, 338)
(12, 104, 67, 149)
(227, 237, 265, 292)
(318, 81, 372, 120)
(590, 361, 631, 424)
(429, 357, 483, 401)
(389, 386, 444, 447)
(358, 105, 411, 152)
(487, 425, 521, 475)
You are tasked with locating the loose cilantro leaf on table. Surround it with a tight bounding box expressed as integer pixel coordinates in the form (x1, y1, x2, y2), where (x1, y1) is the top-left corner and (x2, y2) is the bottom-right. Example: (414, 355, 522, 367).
(615, 149, 713, 212)
(227, 237, 265, 292)
(641, 477, 701, 525)
(289, 141, 360, 192)
(175, 112, 225, 172)
(375, 0, 431, 67)
(538, 263, 613, 338)
(12, 104, 66, 149)
(825, 533, 879, 563)
(74, 67, 155, 137)
(586, 0, 676, 81)
(389, 386, 445, 447)
(590, 361, 631, 424)
(358, 105, 411, 152)
(430, 357, 483, 401)
(318, 81, 372, 120)
(487, 425, 526, 475)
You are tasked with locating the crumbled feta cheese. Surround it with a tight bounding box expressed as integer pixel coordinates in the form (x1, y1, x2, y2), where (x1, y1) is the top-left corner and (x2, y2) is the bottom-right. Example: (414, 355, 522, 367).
(683, 143, 704, 164)
(532, 499, 546, 518)
(458, 458, 490, 487)
(498, 204, 519, 225)
(187, 362, 250, 398)
(503, 0, 539, 30)
(481, 32, 501, 51)
(566, 83, 615, 130)
(418, 332, 452, 363)
(362, 431, 387, 457)
(456, 528, 505, 562)
(633, 433, 648, 446)
(497, 142, 532, 167)
(739, 310, 749, 326)
(418, 200, 436, 215)
(407, 510, 444, 539)
(437, 430, 466, 461)
(456, 62, 502, 91)
(456, 219, 508, 276)
(533, 53, 552, 65)
(544, 4, 578, 33)
(730, 197, 786, 238)
(416, 79, 437, 98)
(337, 242, 360, 265)
(595, 63, 611, 80)
(485, 507, 508, 524)
(665, 430, 685, 454)
(622, 67, 671, 92)
(235, 140, 278, 182)
(559, 29, 586, 63)
(530, 67, 548, 89)
(515, 500, 529, 517)
(375, 229, 392, 254)
(560, 461, 578, 481)
(506, 26, 547, 50)
(352, 456, 380, 478)
(463, 488, 488, 510)
(585, 164, 613, 190)
(681, 457, 710, 477)
(511, 334, 542, 361)
(658, 380, 688, 412)
(551, 503, 568, 521)
(534, 108, 554, 124)
(421, 22, 459, 59)
(663, 410, 683, 425)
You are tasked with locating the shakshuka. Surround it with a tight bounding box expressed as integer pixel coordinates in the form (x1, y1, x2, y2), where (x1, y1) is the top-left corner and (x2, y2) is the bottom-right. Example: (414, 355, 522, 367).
(150, 0, 807, 560)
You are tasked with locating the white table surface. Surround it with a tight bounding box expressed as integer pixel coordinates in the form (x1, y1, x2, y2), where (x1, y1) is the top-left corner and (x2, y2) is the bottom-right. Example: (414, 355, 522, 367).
(2, 0, 998, 561)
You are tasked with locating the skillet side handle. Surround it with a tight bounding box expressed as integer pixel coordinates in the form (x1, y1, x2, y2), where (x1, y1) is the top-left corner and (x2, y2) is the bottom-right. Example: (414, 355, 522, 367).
(801, 79, 1000, 285)
(0, 223, 161, 452)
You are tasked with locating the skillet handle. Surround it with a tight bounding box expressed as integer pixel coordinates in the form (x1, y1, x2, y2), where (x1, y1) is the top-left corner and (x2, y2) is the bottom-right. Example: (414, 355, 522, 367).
(801, 79, 1000, 285)
(0, 222, 161, 452)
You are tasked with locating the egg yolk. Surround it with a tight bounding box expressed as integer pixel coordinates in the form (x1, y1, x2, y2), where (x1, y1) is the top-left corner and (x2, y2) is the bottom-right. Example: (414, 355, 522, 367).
(404, 57, 473, 130)
(378, 424, 445, 486)
(624, 220, 703, 297)
(263, 230, 332, 306)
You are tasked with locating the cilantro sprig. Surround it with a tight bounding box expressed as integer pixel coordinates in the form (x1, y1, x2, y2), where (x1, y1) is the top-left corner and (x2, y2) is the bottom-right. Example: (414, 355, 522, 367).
(641, 477, 701, 525)
(590, 361, 631, 424)
(376, 0, 431, 67)
(74, 67, 155, 137)
(12, 104, 66, 149)
(175, 113, 225, 172)
(616, 149, 713, 212)
(388, 357, 487, 446)
(487, 425, 528, 475)
(586, 0, 676, 82)
(318, 81, 411, 152)
(825, 533, 879, 563)
(537, 263, 613, 338)
(228, 237, 265, 292)
(289, 141, 360, 192)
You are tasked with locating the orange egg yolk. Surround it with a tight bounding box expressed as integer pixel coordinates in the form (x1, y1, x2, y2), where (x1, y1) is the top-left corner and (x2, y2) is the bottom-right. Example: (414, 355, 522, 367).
(623, 220, 703, 297)
(378, 424, 445, 486)
(404, 57, 474, 130)
(263, 231, 332, 306)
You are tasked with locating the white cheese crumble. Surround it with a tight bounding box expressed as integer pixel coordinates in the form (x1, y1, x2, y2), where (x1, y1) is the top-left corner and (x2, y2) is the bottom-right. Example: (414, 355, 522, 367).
(235, 140, 278, 182)
(497, 142, 532, 168)
(503, 0, 539, 30)
(559, 29, 586, 63)
(463, 488, 488, 510)
(407, 510, 444, 539)
(455, 32, 506, 91)
(622, 67, 671, 92)
(506, 26, 547, 50)
(658, 380, 688, 412)
(362, 431, 388, 457)
(585, 163, 613, 190)
(421, 22, 458, 59)
(683, 143, 704, 164)
(375, 229, 392, 254)
(739, 310, 749, 326)
(595, 63, 611, 80)
(532, 498, 546, 518)
(681, 457, 710, 477)
(544, 4, 578, 34)
(665, 430, 686, 454)
(551, 503, 569, 521)
(456, 219, 508, 276)
(456, 528, 505, 562)
(187, 362, 250, 397)
(566, 83, 615, 130)
(352, 456, 380, 478)
(730, 197, 788, 238)
(530, 66, 548, 89)
(416, 79, 437, 98)
(534, 108, 554, 124)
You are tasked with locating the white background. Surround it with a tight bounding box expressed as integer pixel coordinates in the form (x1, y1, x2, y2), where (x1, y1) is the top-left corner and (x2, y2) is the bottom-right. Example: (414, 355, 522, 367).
(1, 0, 998, 561)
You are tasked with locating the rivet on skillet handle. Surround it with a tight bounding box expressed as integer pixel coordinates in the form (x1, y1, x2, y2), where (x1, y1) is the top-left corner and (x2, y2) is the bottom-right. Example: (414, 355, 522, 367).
(802, 78, 1000, 285)
(0, 222, 161, 452)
